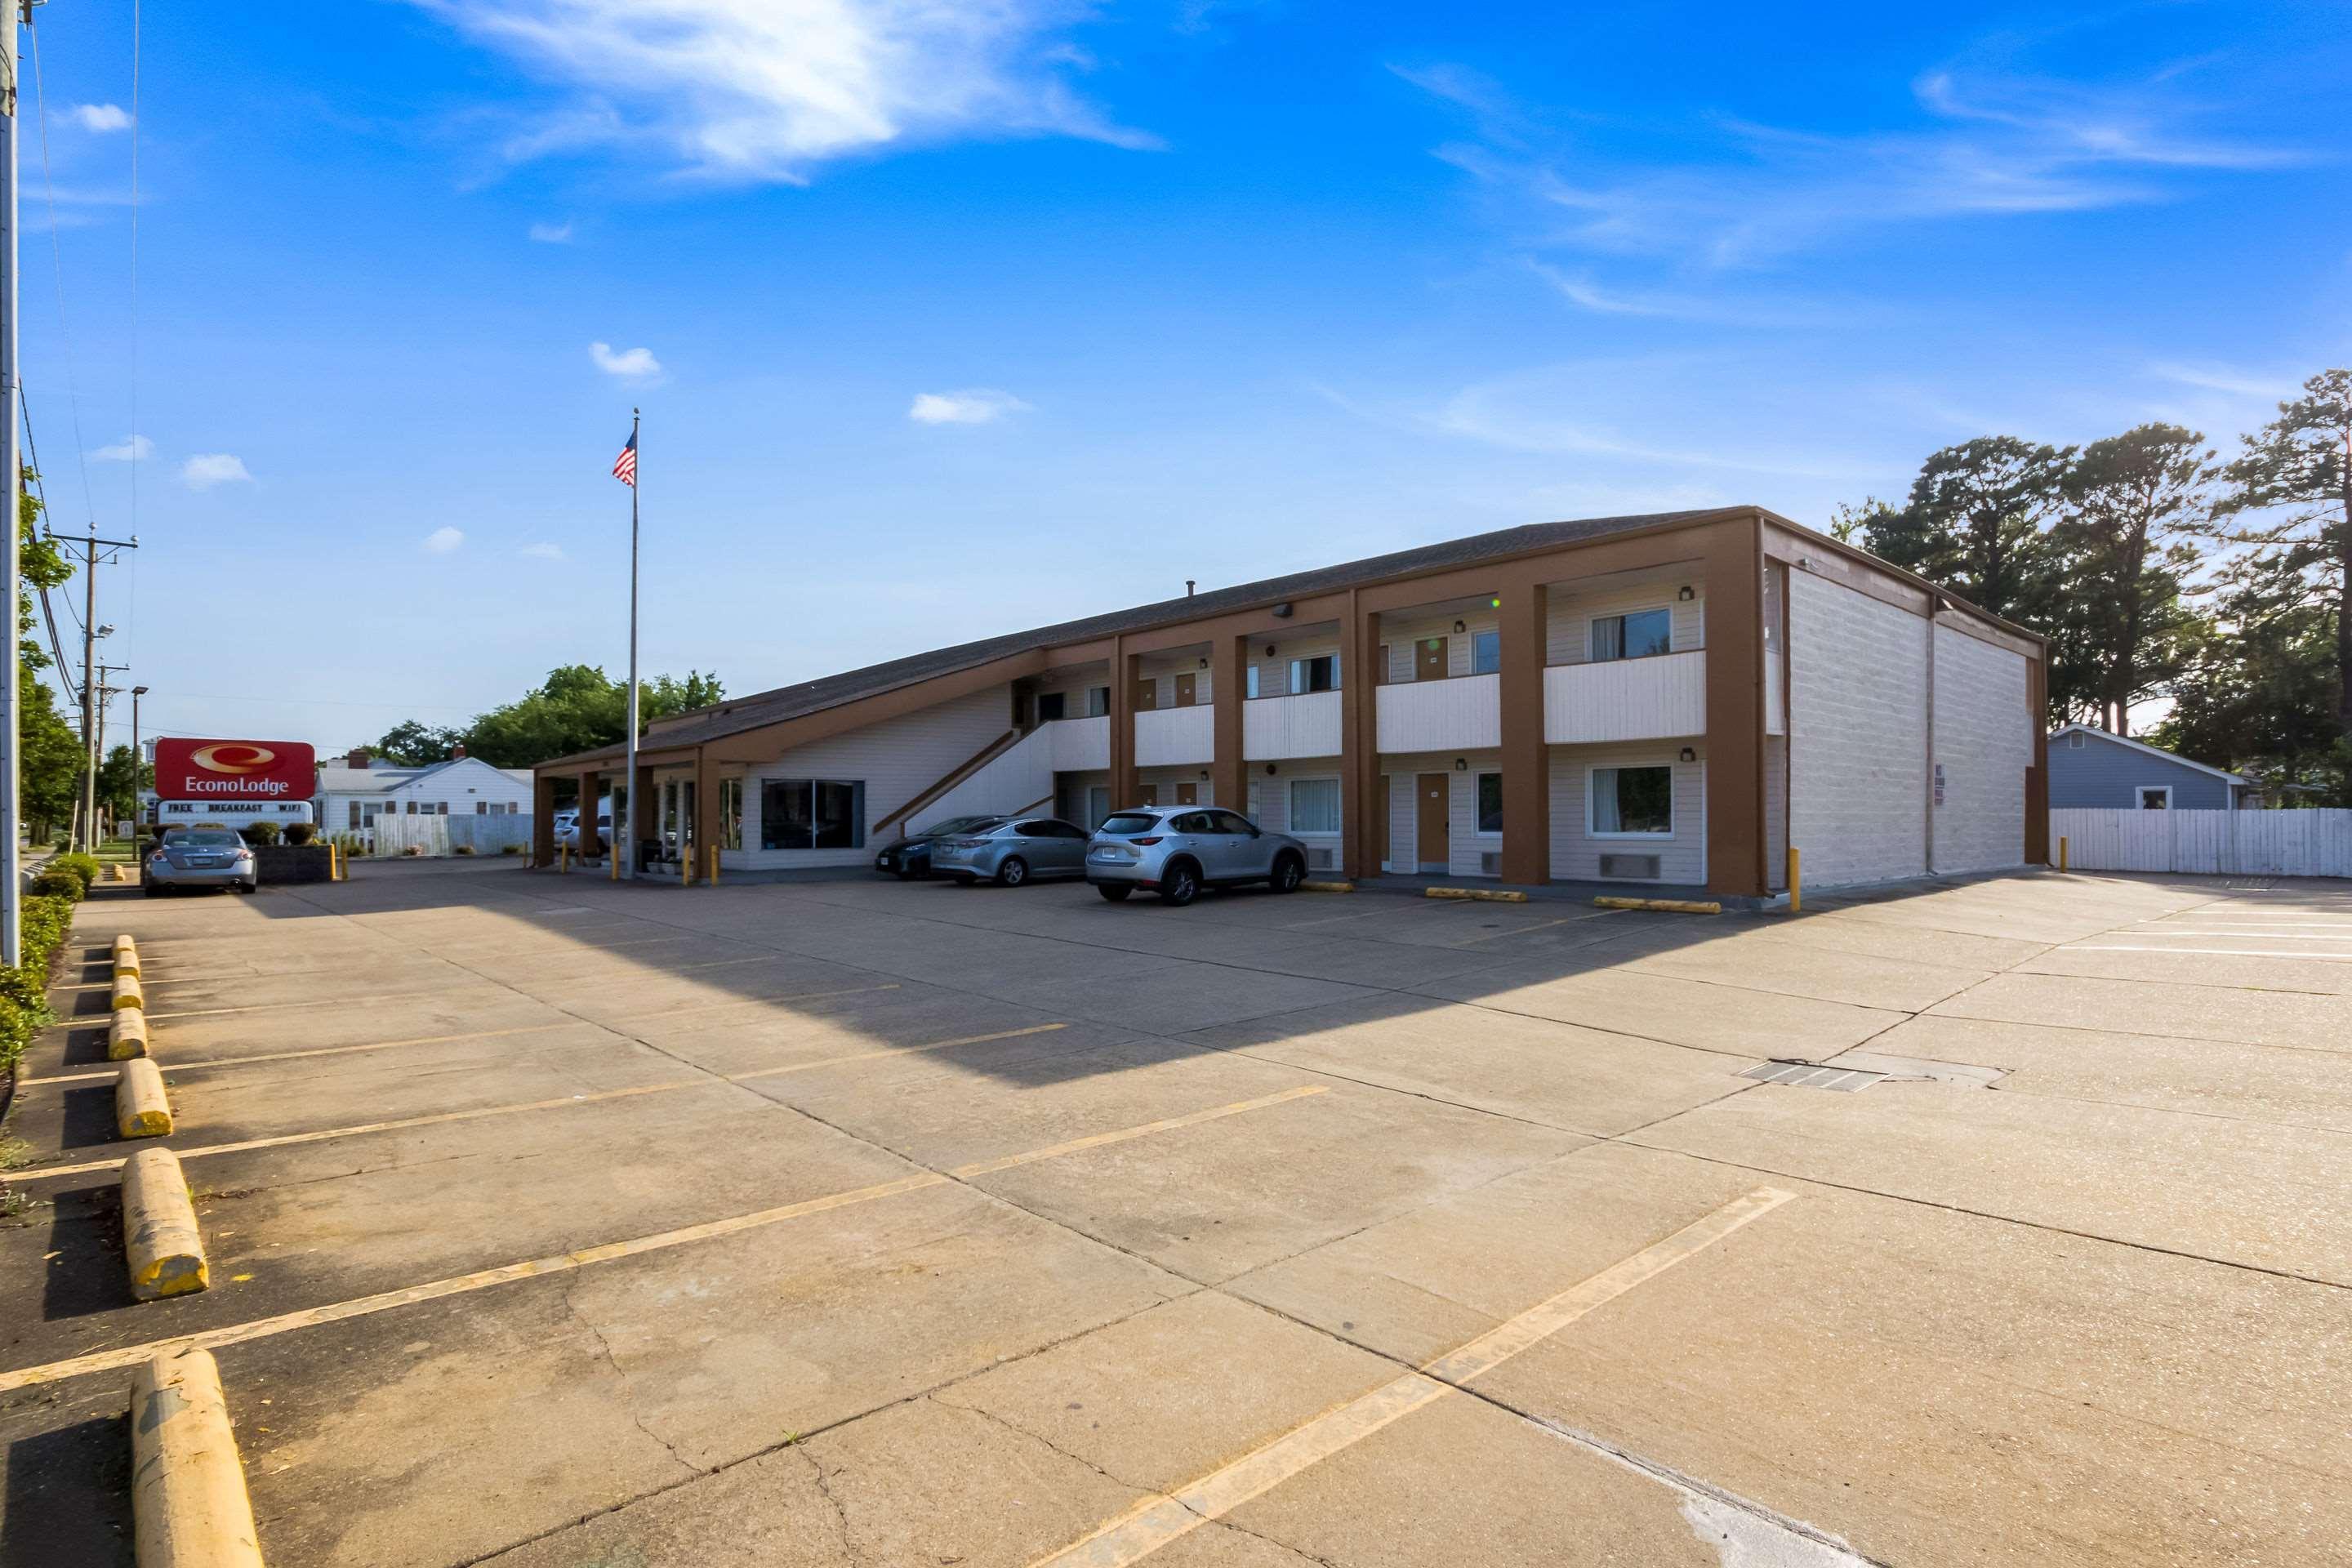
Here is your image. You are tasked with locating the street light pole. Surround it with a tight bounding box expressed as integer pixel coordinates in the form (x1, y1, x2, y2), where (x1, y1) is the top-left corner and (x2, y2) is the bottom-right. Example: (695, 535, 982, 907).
(2, 2, 23, 961)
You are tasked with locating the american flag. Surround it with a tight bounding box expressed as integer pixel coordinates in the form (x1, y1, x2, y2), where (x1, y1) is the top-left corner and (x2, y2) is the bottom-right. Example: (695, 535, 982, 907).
(612, 430, 638, 487)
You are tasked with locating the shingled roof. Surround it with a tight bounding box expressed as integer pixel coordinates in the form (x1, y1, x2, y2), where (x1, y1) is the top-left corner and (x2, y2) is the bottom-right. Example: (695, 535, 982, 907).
(536, 506, 1751, 769)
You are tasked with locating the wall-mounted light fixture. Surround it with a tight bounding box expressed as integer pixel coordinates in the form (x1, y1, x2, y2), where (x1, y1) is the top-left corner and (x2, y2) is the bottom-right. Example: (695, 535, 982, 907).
(1265, 645, 1277, 658)
(1272, 602, 1294, 619)
(1452, 619, 1466, 635)
(1677, 585, 1695, 601)
(1198, 769, 1210, 781)
(1454, 757, 1468, 771)
(1679, 746, 1697, 763)
(1198, 657, 1209, 670)
(1264, 764, 1278, 776)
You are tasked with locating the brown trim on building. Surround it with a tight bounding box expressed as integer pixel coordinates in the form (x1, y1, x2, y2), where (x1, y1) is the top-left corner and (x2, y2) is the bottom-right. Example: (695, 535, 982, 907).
(2025, 657, 2050, 865)
(1699, 517, 1768, 899)
(1116, 595, 1350, 659)
(1343, 587, 1380, 880)
(532, 776, 556, 867)
(693, 748, 718, 875)
(1109, 635, 1137, 809)
(1497, 578, 1548, 884)
(1931, 609, 2041, 662)
(1211, 634, 1245, 824)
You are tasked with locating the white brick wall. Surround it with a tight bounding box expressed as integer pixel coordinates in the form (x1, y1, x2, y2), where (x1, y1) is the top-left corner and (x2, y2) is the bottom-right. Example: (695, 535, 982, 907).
(1788, 571, 1928, 888)
(1931, 621, 2029, 875)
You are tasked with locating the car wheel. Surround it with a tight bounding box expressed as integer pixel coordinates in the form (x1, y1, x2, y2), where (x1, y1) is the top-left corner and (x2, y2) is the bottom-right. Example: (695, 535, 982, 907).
(1157, 861, 1200, 906)
(996, 857, 1029, 888)
(1097, 884, 1132, 902)
(1269, 853, 1305, 893)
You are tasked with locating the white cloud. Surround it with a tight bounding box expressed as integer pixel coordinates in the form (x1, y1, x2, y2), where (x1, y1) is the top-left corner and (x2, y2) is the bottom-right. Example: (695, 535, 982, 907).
(412, 0, 1161, 184)
(528, 219, 575, 243)
(180, 453, 252, 489)
(908, 388, 1031, 425)
(95, 434, 153, 462)
(590, 341, 662, 378)
(519, 541, 565, 559)
(423, 526, 466, 554)
(71, 104, 132, 133)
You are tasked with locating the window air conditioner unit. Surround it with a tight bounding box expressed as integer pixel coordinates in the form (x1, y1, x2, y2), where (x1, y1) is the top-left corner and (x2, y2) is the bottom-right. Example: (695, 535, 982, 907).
(1308, 847, 1337, 871)
(1479, 852, 1501, 876)
(1599, 853, 1662, 880)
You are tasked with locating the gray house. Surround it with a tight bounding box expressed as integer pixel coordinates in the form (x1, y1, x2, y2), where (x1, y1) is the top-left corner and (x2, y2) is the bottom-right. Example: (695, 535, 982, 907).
(2047, 724, 2253, 810)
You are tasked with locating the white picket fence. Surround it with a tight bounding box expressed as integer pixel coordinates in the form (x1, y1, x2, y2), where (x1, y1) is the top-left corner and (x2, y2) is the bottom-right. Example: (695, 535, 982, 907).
(367, 813, 535, 859)
(2051, 808, 2352, 878)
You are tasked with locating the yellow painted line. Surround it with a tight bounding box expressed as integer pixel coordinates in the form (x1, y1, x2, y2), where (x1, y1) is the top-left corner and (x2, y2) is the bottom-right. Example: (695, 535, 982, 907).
(603, 982, 901, 1023)
(100, 985, 506, 1026)
(2065, 945, 2352, 962)
(7, 1080, 714, 1182)
(19, 1022, 581, 1087)
(1028, 1186, 1797, 1568)
(0, 1086, 1330, 1393)
(728, 1024, 1069, 1083)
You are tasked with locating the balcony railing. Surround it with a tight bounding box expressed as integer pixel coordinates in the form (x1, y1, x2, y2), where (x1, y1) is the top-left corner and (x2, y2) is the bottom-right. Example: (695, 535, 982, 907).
(1045, 714, 1110, 773)
(1544, 650, 1705, 744)
(1376, 672, 1500, 752)
(1243, 691, 1343, 761)
(1134, 704, 1214, 766)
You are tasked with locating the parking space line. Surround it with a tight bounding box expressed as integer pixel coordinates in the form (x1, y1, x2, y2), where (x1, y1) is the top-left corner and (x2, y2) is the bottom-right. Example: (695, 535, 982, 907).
(1448, 913, 1612, 947)
(2096, 931, 2352, 941)
(599, 982, 901, 1022)
(0, 1085, 1331, 1393)
(1027, 1186, 1796, 1568)
(18, 1022, 581, 1086)
(2065, 944, 2352, 962)
(728, 1023, 1068, 1082)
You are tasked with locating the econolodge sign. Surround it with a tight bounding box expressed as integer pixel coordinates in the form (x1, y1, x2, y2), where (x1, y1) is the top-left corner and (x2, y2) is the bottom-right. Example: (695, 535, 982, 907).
(154, 738, 317, 801)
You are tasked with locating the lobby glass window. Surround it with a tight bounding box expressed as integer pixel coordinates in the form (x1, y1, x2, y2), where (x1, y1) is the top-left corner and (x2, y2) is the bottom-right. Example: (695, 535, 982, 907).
(1591, 608, 1673, 662)
(1592, 766, 1673, 835)
(760, 779, 866, 849)
(719, 779, 744, 849)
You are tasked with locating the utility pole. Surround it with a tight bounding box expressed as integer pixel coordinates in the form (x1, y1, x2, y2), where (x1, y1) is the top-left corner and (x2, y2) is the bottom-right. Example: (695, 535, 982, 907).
(58, 529, 135, 850)
(92, 662, 127, 840)
(131, 684, 147, 831)
(2, 0, 23, 962)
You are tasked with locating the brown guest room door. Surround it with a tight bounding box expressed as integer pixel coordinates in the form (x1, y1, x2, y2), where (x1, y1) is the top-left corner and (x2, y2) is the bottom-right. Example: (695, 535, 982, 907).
(1416, 638, 1447, 682)
(1416, 773, 1448, 874)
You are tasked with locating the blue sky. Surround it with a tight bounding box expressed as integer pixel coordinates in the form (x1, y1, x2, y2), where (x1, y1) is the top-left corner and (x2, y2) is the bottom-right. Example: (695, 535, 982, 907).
(20, 0, 2350, 752)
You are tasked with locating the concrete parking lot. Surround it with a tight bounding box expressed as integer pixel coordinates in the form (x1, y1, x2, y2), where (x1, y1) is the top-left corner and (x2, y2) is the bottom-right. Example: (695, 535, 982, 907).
(2, 858, 2347, 1566)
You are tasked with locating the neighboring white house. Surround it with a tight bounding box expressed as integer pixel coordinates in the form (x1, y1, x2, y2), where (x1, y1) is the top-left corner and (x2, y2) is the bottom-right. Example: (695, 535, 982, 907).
(317, 748, 532, 845)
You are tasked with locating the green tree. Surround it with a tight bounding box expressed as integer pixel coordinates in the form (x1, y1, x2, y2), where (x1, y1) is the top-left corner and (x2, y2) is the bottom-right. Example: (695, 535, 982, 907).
(457, 666, 727, 768)
(17, 470, 80, 839)
(368, 719, 464, 766)
(2050, 425, 2212, 734)
(2149, 550, 2344, 804)
(96, 742, 150, 819)
(1885, 437, 2075, 624)
(2208, 368, 2352, 736)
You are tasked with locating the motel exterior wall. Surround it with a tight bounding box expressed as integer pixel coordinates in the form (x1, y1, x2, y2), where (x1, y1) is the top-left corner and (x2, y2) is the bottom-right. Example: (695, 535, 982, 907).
(533, 508, 2047, 900)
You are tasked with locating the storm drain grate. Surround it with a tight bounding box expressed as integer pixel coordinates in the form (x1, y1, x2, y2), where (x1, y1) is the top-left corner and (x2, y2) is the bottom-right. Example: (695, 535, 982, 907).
(1741, 1061, 1885, 1093)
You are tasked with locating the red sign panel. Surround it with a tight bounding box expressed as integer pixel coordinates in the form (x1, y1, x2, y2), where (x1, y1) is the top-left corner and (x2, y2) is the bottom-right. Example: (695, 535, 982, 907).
(154, 738, 317, 801)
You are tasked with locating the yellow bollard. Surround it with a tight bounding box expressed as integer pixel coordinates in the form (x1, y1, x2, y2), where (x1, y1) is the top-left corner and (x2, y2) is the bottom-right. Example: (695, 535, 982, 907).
(680, 848, 693, 888)
(610, 841, 621, 880)
(1786, 846, 1801, 914)
(706, 844, 720, 885)
(559, 844, 569, 875)
(2058, 835, 2068, 873)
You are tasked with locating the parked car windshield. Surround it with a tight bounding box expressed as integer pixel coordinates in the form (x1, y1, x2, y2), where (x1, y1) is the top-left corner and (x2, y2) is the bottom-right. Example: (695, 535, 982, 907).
(927, 816, 1004, 836)
(175, 829, 245, 848)
(1098, 813, 1163, 835)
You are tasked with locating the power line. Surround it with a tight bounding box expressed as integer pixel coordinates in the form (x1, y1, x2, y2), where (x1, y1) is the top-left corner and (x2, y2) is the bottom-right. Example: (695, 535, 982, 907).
(23, 18, 95, 528)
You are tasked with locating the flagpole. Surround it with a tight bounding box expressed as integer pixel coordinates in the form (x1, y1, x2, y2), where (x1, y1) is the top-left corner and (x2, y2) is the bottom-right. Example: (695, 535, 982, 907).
(624, 407, 639, 878)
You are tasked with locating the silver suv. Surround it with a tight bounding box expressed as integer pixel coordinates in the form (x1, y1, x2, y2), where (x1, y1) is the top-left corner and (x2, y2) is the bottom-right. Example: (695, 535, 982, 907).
(1086, 806, 1307, 906)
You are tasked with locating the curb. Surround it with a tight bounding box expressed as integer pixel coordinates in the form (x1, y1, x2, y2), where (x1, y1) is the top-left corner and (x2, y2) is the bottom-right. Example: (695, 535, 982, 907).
(117, 1059, 174, 1138)
(1424, 886, 1529, 904)
(111, 1008, 151, 1061)
(131, 1348, 266, 1568)
(1593, 895, 1722, 915)
(122, 1147, 208, 1300)
(1299, 880, 1356, 893)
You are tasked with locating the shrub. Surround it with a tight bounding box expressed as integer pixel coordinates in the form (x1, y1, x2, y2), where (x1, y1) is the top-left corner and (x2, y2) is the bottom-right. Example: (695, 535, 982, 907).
(283, 822, 315, 845)
(453, 844, 475, 856)
(50, 852, 100, 891)
(500, 843, 523, 856)
(239, 821, 282, 847)
(0, 893, 78, 1075)
(30, 866, 84, 902)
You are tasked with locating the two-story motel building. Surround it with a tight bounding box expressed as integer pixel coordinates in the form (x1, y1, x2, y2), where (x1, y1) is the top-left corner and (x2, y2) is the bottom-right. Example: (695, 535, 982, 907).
(531, 506, 2049, 900)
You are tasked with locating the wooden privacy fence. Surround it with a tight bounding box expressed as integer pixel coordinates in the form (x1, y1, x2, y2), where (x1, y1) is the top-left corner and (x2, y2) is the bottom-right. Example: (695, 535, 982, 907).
(367, 813, 534, 859)
(2050, 808, 2352, 877)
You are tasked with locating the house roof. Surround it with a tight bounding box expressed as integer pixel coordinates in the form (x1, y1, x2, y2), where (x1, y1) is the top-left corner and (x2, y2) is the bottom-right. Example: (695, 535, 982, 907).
(2048, 724, 2252, 786)
(537, 504, 2039, 771)
(316, 757, 531, 796)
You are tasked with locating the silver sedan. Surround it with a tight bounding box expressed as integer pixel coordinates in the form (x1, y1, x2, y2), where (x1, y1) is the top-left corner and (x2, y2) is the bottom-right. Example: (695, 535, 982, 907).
(145, 826, 259, 896)
(928, 817, 1092, 887)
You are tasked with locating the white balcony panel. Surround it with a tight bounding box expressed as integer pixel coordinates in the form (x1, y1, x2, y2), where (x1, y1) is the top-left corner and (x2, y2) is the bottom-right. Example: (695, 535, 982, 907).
(1544, 650, 1706, 744)
(1134, 704, 1214, 767)
(1243, 691, 1343, 761)
(1377, 673, 1501, 753)
(1047, 715, 1110, 773)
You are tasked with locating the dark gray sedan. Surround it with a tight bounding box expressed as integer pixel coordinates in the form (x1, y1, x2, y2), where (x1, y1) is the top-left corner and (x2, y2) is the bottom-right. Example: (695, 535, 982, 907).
(873, 815, 1010, 880)
(145, 826, 259, 896)
(929, 817, 1091, 887)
